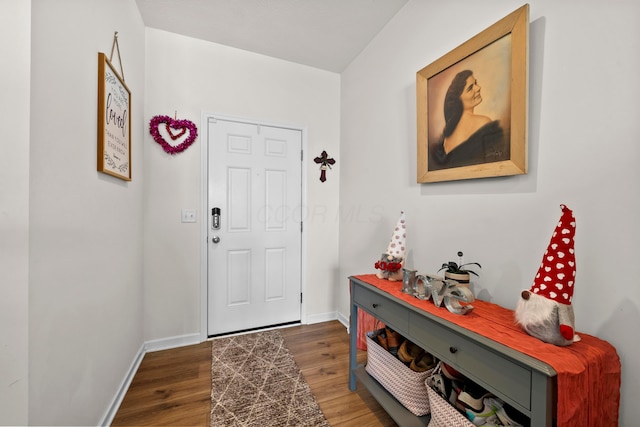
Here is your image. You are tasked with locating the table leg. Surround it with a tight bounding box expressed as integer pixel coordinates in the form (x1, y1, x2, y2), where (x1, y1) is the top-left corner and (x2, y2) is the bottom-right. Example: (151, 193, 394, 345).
(349, 279, 358, 391)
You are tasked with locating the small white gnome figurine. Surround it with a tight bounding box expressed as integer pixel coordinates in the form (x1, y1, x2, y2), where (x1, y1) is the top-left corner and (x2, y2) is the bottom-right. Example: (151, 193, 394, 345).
(374, 211, 406, 281)
(515, 204, 581, 346)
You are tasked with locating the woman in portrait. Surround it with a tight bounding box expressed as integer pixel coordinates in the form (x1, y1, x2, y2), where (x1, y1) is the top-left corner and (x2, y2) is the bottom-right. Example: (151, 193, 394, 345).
(430, 70, 508, 170)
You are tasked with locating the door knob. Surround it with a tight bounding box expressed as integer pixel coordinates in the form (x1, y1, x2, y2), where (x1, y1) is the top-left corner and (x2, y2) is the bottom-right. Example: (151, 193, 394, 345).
(212, 236, 221, 244)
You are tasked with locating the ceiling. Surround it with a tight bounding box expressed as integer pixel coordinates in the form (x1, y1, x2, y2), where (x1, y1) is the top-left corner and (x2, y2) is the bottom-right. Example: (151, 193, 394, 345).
(135, 0, 408, 73)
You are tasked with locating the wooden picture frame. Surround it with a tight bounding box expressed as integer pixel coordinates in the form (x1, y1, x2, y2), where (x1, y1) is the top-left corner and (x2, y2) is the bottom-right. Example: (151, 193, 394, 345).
(417, 4, 528, 183)
(97, 52, 131, 181)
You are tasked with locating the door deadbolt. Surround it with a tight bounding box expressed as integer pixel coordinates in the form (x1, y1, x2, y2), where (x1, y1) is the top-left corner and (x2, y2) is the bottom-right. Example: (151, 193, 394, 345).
(212, 207, 221, 229)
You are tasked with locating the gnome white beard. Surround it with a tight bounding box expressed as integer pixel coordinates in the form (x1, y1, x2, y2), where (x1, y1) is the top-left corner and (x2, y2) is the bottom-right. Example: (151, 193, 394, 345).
(515, 291, 556, 325)
(515, 291, 579, 347)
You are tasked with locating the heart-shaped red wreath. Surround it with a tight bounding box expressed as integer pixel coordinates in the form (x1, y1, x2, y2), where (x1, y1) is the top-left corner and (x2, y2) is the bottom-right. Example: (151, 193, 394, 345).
(149, 115, 198, 154)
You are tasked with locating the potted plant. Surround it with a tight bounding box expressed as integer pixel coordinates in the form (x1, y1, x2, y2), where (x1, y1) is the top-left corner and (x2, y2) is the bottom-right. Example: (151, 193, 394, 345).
(438, 251, 481, 285)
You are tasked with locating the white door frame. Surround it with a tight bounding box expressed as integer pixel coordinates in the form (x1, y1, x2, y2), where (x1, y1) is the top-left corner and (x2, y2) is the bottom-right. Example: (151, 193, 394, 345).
(199, 112, 308, 341)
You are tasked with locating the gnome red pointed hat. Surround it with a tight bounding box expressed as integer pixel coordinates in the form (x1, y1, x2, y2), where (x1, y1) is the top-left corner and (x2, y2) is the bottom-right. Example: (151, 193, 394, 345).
(386, 211, 406, 259)
(530, 204, 576, 305)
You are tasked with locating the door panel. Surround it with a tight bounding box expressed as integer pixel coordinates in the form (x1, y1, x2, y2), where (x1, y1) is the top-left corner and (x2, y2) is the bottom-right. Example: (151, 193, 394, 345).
(207, 118, 302, 335)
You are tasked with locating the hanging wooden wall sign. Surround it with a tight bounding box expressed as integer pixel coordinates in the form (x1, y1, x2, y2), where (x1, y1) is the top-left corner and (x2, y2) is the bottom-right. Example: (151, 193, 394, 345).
(97, 32, 131, 181)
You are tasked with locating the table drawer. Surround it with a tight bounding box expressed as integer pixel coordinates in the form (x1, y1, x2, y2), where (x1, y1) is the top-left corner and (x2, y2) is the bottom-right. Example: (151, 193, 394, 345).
(353, 283, 409, 334)
(408, 311, 531, 410)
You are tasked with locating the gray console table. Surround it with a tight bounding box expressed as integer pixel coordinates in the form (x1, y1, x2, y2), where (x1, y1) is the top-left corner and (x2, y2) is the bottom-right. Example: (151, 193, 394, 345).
(348, 275, 557, 427)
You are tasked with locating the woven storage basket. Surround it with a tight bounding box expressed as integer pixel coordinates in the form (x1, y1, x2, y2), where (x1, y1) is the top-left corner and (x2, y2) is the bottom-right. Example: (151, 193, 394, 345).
(426, 385, 474, 427)
(365, 330, 433, 416)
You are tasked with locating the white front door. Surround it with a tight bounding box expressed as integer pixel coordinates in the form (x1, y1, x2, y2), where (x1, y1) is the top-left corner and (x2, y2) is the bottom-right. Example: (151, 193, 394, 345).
(207, 118, 302, 336)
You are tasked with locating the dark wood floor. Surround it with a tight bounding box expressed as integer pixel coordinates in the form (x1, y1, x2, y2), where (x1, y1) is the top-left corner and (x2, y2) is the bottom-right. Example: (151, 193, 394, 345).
(112, 320, 397, 426)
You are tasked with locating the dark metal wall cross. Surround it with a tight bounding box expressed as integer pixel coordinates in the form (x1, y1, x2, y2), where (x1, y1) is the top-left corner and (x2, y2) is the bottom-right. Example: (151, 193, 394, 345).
(313, 151, 336, 182)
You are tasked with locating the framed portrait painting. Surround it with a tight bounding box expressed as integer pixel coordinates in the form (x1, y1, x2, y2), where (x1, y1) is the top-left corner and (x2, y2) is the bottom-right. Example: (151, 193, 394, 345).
(417, 4, 529, 183)
(97, 52, 131, 181)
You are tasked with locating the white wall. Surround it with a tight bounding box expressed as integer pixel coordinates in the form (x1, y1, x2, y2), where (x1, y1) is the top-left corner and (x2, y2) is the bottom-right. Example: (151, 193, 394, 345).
(338, 1, 639, 425)
(0, 1, 30, 424)
(7, 1, 636, 425)
(28, 0, 145, 425)
(143, 29, 341, 341)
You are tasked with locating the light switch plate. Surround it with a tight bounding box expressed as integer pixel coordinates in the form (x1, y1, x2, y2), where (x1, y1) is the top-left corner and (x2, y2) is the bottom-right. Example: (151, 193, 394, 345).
(181, 209, 196, 223)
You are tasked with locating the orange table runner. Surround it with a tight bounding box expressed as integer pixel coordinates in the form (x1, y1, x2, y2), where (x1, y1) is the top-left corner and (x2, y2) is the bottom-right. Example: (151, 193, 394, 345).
(353, 274, 620, 427)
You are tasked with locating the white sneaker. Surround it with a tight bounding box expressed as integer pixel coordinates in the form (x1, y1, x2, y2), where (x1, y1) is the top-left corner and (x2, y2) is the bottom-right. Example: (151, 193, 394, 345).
(489, 397, 522, 426)
(463, 397, 497, 425)
(465, 397, 523, 426)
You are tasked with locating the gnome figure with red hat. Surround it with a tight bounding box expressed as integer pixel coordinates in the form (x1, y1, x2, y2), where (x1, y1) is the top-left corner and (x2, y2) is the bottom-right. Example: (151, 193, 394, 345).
(374, 211, 406, 281)
(515, 205, 581, 346)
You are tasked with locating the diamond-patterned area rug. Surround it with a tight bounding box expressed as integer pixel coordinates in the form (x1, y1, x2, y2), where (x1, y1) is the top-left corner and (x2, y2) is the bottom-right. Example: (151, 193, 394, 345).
(210, 329, 330, 427)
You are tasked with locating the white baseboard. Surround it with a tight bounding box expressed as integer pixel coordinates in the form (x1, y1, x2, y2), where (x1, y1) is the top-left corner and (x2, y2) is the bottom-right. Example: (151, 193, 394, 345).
(304, 311, 338, 325)
(98, 343, 145, 427)
(98, 333, 202, 426)
(335, 311, 349, 330)
(144, 333, 201, 353)
(305, 311, 349, 330)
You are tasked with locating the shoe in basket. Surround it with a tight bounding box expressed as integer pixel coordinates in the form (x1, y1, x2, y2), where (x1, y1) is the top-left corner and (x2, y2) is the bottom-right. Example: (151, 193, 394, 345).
(465, 397, 523, 426)
(458, 380, 493, 413)
(464, 398, 500, 426)
(398, 340, 423, 364)
(493, 398, 523, 426)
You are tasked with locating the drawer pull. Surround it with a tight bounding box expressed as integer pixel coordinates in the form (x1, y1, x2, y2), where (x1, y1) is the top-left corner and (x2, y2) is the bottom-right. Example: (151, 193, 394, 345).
(372, 303, 380, 308)
(449, 346, 458, 354)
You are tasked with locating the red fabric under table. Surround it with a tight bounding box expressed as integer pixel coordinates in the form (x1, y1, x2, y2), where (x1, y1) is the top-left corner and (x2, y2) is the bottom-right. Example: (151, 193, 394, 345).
(353, 274, 620, 427)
